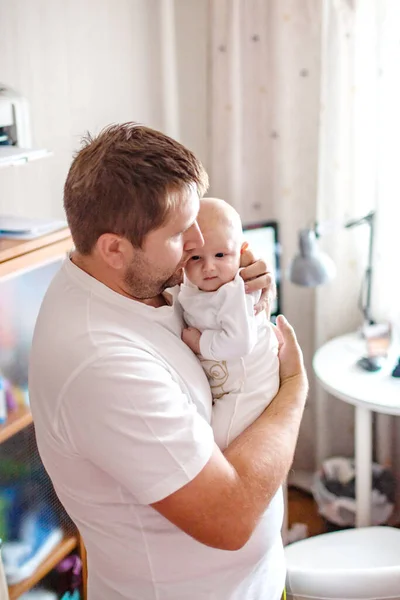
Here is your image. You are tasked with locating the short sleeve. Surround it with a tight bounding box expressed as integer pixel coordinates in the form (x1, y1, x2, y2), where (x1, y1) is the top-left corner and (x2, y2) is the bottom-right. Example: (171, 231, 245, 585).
(57, 348, 215, 505)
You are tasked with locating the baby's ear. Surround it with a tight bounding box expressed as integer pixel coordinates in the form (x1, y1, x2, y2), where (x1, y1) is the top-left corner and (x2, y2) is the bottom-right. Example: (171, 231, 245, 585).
(240, 241, 249, 255)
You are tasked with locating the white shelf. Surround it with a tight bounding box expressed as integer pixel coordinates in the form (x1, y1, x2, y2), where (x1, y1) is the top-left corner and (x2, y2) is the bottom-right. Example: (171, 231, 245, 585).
(0, 146, 51, 168)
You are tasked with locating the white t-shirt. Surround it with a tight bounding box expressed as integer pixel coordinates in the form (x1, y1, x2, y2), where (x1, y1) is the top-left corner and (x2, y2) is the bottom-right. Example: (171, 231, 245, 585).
(178, 274, 280, 449)
(29, 258, 285, 600)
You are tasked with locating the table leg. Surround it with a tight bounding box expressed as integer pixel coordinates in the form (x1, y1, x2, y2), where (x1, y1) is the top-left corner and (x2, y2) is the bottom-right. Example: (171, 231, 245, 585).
(376, 413, 393, 468)
(355, 406, 372, 527)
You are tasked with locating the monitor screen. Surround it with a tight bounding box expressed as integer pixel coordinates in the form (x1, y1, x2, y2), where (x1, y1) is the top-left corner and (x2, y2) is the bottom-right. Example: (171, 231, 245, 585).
(243, 221, 281, 318)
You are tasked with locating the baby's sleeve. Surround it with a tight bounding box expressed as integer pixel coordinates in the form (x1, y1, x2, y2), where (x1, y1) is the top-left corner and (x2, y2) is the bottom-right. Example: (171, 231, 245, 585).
(199, 277, 258, 361)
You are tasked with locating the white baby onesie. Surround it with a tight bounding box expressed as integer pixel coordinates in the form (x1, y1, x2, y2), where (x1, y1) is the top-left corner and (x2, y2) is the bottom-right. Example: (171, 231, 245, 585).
(178, 273, 280, 450)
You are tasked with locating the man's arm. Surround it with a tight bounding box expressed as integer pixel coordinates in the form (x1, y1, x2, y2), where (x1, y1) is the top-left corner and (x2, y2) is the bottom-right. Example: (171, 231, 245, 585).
(152, 316, 308, 550)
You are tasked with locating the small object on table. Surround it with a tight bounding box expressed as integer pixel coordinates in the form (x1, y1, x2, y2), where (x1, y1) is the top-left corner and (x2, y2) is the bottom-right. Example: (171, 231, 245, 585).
(359, 322, 392, 372)
(392, 358, 400, 378)
(358, 355, 386, 372)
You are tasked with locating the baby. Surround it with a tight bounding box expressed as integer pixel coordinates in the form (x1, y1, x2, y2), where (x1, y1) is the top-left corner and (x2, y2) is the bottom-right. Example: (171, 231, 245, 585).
(178, 197, 279, 450)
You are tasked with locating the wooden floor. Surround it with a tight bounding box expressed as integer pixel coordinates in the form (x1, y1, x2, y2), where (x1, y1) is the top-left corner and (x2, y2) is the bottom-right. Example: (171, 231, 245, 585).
(288, 486, 326, 537)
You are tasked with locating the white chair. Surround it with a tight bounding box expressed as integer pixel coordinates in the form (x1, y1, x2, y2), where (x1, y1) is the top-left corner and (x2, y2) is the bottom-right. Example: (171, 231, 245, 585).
(285, 526, 400, 599)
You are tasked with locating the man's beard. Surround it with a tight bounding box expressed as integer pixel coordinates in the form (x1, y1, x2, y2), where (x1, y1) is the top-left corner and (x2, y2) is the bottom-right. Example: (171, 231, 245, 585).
(123, 260, 185, 300)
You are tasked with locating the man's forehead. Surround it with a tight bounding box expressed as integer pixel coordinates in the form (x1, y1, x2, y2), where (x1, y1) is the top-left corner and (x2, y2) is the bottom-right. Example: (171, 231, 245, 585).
(168, 182, 198, 205)
(165, 186, 200, 226)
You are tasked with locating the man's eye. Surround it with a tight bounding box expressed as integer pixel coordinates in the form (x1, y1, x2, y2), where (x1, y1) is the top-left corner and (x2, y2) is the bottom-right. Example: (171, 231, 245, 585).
(191, 255, 201, 261)
(215, 253, 225, 258)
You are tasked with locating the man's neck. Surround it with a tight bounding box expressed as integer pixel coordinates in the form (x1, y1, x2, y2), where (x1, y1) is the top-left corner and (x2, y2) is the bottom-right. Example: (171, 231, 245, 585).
(148, 294, 169, 308)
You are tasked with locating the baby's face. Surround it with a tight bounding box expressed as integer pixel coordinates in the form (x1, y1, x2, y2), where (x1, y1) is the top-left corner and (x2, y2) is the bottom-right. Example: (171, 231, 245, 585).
(184, 224, 241, 292)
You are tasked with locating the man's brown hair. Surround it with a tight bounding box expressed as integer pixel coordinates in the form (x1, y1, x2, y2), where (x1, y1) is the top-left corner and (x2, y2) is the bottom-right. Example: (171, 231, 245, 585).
(64, 123, 209, 254)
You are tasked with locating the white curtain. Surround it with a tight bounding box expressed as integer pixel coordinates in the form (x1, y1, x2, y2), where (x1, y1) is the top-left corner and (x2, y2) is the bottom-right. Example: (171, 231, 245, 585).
(372, 1, 400, 325)
(207, 0, 400, 470)
(315, 0, 400, 464)
(208, 0, 323, 470)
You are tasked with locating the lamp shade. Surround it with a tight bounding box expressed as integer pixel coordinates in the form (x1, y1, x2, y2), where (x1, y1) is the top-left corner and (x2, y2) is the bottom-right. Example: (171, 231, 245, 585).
(288, 229, 337, 287)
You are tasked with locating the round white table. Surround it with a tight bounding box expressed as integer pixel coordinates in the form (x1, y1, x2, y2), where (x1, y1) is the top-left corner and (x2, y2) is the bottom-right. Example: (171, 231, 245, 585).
(313, 333, 400, 527)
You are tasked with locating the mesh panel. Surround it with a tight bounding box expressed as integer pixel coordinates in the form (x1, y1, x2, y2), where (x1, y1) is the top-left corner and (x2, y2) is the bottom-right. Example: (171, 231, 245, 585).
(0, 258, 75, 546)
(0, 423, 76, 545)
(0, 257, 80, 594)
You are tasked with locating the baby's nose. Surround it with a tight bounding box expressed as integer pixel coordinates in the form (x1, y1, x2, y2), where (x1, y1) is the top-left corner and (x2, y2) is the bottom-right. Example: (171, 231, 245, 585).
(203, 259, 216, 273)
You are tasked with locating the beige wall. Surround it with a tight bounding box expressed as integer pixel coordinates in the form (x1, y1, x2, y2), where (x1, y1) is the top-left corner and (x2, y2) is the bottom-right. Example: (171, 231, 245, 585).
(0, 0, 166, 218)
(0, 0, 210, 219)
(174, 0, 208, 166)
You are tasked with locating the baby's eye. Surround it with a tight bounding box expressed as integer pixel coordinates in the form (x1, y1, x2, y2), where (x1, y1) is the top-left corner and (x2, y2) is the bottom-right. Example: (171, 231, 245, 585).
(215, 252, 225, 258)
(191, 255, 201, 261)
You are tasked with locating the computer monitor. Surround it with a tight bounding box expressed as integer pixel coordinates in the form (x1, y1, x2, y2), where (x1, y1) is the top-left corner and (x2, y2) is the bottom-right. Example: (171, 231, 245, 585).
(243, 221, 281, 319)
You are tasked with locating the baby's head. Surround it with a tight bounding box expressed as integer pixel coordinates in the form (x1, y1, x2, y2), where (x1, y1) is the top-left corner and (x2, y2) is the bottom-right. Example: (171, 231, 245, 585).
(184, 197, 244, 292)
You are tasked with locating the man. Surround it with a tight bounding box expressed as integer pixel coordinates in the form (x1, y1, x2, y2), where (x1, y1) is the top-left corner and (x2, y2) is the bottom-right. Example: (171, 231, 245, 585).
(29, 123, 308, 600)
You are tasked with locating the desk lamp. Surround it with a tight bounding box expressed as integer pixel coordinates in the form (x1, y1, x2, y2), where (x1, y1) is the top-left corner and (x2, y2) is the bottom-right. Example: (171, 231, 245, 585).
(288, 211, 384, 372)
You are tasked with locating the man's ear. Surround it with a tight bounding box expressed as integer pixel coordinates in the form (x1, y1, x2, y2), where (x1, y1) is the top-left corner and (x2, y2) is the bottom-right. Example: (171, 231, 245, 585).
(96, 233, 131, 270)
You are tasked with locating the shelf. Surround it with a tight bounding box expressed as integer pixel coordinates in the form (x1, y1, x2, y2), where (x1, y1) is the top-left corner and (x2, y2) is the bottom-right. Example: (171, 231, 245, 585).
(0, 147, 51, 168)
(0, 405, 33, 444)
(7, 535, 78, 600)
(0, 227, 71, 263)
(0, 227, 73, 279)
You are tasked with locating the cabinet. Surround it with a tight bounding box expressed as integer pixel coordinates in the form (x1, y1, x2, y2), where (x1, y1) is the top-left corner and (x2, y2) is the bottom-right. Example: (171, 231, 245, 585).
(0, 228, 87, 599)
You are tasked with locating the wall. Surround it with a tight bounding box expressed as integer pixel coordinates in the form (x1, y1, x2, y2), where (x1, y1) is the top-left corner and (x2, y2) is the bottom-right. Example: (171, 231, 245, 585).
(174, 0, 208, 166)
(0, 0, 210, 219)
(0, 0, 165, 219)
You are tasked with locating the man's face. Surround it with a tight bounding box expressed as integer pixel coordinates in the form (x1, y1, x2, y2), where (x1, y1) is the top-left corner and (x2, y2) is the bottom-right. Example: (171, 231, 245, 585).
(124, 187, 204, 299)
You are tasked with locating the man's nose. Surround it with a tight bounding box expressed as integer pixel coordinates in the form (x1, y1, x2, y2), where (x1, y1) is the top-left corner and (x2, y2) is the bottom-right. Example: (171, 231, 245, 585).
(184, 221, 204, 252)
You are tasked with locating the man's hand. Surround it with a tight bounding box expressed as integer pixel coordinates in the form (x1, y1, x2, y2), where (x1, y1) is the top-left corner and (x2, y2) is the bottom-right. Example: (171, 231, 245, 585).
(182, 327, 202, 354)
(240, 247, 276, 317)
(274, 315, 308, 395)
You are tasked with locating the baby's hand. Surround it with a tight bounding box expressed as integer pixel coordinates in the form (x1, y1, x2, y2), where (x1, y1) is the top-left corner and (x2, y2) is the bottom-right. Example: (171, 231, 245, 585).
(182, 327, 202, 355)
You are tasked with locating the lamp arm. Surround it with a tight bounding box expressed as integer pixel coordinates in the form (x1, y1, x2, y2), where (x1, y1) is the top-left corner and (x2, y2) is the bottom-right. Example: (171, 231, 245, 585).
(345, 211, 375, 325)
(365, 212, 375, 324)
(314, 211, 376, 324)
(344, 210, 375, 230)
